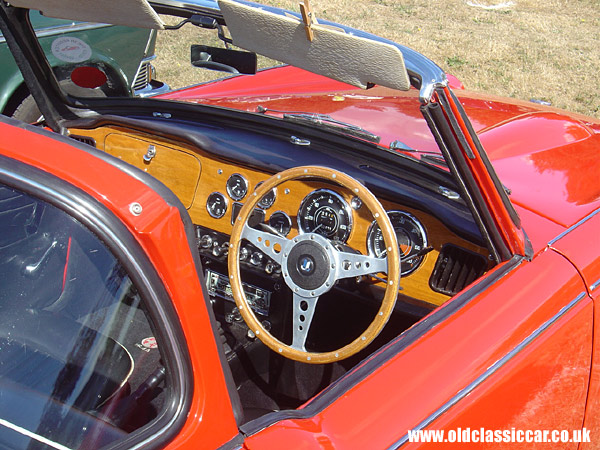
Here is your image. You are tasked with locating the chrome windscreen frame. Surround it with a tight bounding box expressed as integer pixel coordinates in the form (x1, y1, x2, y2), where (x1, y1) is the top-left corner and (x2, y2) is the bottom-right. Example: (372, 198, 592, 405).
(150, 0, 447, 103)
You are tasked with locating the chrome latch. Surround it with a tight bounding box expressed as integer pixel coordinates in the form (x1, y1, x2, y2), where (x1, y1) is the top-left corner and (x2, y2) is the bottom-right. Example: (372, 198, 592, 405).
(143, 145, 156, 163)
(290, 135, 310, 146)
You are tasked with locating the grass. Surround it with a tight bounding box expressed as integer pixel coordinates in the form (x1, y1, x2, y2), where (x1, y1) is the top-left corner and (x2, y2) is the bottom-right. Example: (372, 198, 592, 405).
(154, 0, 600, 118)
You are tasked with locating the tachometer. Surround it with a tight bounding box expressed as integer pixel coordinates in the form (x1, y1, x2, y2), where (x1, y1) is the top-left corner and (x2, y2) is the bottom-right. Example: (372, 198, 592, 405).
(367, 211, 427, 275)
(298, 189, 352, 242)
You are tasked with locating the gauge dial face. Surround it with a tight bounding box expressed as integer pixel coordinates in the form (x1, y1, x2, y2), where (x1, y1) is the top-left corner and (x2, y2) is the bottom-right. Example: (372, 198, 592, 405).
(268, 211, 292, 236)
(226, 173, 248, 201)
(298, 189, 352, 242)
(206, 192, 228, 219)
(367, 211, 427, 275)
(255, 182, 277, 209)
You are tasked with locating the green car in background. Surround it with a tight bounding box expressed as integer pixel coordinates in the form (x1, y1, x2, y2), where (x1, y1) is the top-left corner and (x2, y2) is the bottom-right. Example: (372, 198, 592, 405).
(0, 11, 168, 122)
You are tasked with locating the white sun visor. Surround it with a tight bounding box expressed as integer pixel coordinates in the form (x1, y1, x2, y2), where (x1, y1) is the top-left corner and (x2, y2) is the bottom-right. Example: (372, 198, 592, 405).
(218, 0, 410, 91)
(8, 0, 165, 29)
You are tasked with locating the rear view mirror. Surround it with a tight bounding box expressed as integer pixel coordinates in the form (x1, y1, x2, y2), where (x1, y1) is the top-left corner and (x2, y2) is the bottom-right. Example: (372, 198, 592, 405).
(191, 45, 257, 74)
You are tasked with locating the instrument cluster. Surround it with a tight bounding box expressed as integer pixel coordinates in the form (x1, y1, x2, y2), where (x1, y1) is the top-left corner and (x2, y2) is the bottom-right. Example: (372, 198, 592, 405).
(205, 173, 429, 276)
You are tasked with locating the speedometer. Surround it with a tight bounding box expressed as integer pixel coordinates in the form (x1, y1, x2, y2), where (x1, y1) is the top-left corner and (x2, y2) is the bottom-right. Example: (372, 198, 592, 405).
(367, 211, 427, 275)
(297, 189, 352, 242)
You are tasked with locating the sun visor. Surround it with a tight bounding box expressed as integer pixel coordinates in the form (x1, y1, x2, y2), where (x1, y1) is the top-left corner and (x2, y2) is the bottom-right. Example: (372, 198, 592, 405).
(9, 0, 164, 29)
(218, 0, 410, 91)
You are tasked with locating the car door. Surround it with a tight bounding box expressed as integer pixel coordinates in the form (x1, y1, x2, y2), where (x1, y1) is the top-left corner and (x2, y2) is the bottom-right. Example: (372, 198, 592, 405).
(242, 248, 592, 449)
(0, 117, 242, 449)
(549, 210, 600, 448)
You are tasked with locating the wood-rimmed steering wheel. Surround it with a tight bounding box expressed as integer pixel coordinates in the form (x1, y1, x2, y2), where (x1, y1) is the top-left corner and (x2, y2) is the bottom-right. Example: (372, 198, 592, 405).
(227, 166, 400, 364)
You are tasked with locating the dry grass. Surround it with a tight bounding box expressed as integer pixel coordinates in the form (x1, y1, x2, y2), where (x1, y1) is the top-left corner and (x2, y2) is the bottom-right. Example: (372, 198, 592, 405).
(155, 0, 600, 118)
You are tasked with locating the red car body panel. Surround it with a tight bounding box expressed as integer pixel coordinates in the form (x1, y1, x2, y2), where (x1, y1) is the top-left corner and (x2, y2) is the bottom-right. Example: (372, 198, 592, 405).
(0, 122, 240, 449)
(244, 250, 591, 449)
(550, 212, 600, 446)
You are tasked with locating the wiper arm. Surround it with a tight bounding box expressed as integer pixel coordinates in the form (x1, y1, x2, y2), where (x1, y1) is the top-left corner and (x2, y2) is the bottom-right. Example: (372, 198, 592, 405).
(389, 140, 448, 167)
(257, 106, 380, 144)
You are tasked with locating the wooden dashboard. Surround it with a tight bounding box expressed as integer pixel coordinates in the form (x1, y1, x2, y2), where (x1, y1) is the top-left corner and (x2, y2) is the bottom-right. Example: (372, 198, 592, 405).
(69, 125, 490, 307)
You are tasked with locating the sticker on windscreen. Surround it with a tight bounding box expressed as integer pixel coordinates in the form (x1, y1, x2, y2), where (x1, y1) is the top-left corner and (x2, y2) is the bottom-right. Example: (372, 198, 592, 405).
(51, 36, 92, 63)
(136, 337, 158, 353)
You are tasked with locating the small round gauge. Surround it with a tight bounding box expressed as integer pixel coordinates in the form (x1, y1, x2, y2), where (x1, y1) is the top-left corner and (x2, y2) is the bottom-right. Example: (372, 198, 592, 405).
(206, 192, 228, 219)
(255, 182, 277, 209)
(367, 211, 428, 276)
(268, 211, 292, 236)
(226, 173, 248, 201)
(298, 189, 352, 242)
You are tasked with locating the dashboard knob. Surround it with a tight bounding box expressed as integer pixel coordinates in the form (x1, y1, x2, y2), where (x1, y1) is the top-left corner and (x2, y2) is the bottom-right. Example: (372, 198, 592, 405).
(250, 252, 264, 266)
(199, 234, 213, 249)
(262, 320, 272, 332)
(265, 261, 275, 274)
(240, 246, 250, 261)
(212, 242, 224, 257)
(225, 307, 243, 324)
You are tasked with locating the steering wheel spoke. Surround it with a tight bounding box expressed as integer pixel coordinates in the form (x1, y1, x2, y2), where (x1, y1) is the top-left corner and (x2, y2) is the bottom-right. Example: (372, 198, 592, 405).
(333, 250, 388, 280)
(241, 222, 290, 265)
(291, 293, 319, 352)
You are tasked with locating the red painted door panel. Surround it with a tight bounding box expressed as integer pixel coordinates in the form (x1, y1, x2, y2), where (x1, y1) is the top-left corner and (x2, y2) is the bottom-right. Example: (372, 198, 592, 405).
(408, 295, 592, 449)
(549, 210, 600, 449)
(244, 250, 591, 449)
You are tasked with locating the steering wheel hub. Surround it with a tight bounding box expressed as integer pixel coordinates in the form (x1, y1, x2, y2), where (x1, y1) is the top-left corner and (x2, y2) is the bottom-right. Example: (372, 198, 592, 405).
(283, 234, 334, 294)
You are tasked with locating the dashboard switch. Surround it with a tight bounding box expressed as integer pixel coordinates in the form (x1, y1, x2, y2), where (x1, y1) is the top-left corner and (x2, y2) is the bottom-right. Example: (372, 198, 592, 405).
(250, 252, 264, 266)
(199, 234, 213, 249)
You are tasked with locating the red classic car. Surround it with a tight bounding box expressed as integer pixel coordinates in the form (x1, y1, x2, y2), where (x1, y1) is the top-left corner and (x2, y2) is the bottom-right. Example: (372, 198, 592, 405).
(0, 0, 598, 449)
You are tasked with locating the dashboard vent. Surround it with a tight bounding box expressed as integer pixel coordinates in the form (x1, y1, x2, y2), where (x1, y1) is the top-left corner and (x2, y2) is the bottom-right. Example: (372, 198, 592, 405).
(429, 244, 487, 296)
(69, 135, 96, 147)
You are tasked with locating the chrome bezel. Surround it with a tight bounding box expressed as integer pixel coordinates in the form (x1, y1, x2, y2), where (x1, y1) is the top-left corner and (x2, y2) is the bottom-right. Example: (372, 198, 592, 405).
(366, 210, 428, 276)
(206, 191, 228, 219)
(268, 210, 292, 236)
(255, 182, 277, 209)
(297, 188, 353, 243)
(226, 173, 248, 201)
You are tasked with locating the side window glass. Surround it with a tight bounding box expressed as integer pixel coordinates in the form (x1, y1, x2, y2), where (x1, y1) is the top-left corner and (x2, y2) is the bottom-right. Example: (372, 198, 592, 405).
(0, 184, 168, 449)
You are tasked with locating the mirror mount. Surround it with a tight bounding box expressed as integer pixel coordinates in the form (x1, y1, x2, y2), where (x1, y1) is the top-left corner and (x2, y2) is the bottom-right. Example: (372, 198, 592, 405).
(191, 45, 257, 74)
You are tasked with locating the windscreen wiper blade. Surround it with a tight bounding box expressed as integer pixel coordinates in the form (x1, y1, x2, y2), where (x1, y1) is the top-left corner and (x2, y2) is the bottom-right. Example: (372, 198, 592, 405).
(283, 113, 381, 143)
(257, 106, 380, 143)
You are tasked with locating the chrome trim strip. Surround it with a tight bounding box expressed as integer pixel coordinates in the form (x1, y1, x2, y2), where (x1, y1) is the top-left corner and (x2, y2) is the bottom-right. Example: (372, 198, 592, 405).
(135, 80, 171, 97)
(33, 22, 112, 38)
(548, 208, 600, 246)
(153, 0, 220, 10)
(387, 291, 588, 449)
(0, 418, 71, 450)
(591, 278, 600, 292)
(144, 29, 157, 55)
